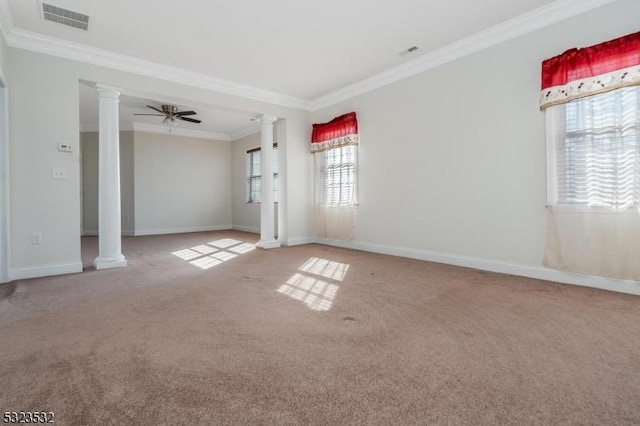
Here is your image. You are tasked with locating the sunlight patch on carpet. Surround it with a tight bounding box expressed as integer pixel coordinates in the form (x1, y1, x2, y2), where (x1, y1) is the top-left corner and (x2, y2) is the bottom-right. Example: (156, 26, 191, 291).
(299, 257, 349, 281)
(278, 257, 349, 311)
(208, 239, 242, 249)
(172, 239, 255, 270)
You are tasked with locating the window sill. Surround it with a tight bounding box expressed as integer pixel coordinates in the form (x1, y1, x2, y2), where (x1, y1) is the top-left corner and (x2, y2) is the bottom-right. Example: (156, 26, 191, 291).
(547, 204, 640, 214)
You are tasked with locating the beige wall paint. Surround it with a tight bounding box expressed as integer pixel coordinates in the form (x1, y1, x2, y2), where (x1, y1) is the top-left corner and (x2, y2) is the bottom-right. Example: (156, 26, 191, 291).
(6, 46, 312, 272)
(231, 132, 261, 233)
(312, 0, 640, 266)
(81, 131, 135, 235)
(133, 131, 231, 234)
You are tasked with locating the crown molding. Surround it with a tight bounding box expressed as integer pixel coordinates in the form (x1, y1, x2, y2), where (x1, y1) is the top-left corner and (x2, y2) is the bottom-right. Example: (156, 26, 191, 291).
(132, 122, 231, 141)
(309, 0, 618, 111)
(0, 0, 13, 42)
(4, 28, 312, 111)
(0, 0, 617, 113)
(230, 125, 260, 141)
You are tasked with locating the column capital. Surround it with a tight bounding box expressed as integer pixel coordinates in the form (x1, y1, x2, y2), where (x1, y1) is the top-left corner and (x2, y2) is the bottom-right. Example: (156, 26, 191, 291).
(255, 114, 278, 124)
(95, 83, 121, 99)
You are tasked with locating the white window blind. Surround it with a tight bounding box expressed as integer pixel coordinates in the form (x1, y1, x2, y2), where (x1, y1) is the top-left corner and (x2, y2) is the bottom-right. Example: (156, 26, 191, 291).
(247, 146, 278, 203)
(316, 145, 357, 206)
(548, 86, 640, 210)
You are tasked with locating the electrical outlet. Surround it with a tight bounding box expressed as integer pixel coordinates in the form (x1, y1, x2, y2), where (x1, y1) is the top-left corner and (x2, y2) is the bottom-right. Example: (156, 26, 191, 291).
(32, 232, 42, 245)
(52, 168, 67, 179)
(123, 214, 130, 223)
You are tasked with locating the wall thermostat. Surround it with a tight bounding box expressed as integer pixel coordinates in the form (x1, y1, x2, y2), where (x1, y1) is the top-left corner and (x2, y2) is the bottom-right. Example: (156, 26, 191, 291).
(58, 143, 73, 152)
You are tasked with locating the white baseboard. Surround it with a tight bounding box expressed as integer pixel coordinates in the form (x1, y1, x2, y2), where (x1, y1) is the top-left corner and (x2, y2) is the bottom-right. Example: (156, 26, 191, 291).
(284, 236, 316, 246)
(10, 261, 83, 281)
(316, 238, 640, 297)
(134, 225, 232, 236)
(232, 225, 260, 234)
(83, 230, 135, 236)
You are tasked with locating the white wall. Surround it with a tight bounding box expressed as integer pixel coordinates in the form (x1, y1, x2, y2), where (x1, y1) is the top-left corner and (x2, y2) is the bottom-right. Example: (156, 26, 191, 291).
(312, 0, 640, 270)
(81, 131, 135, 235)
(279, 117, 313, 245)
(231, 132, 261, 233)
(134, 131, 231, 235)
(6, 46, 312, 278)
(0, 30, 8, 283)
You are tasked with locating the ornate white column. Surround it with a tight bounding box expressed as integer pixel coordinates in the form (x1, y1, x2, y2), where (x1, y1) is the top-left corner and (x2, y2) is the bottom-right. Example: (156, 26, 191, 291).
(94, 84, 127, 269)
(256, 114, 280, 249)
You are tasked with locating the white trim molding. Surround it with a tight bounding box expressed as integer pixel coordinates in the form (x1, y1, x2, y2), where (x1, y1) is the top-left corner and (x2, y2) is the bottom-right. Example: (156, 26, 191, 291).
(316, 238, 640, 297)
(0, 0, 616, 112)
(309, 0, 618, 110)
(4, 28, 311, 111)
(230, 125, 260, 141)
(232, 225, 260, 234)
(133, 225, 232, 237)
(284, 237, 316, 246)
(10, 261, 83, 281)
(132, 123, 231, 141)
(82, 230, 135, 237)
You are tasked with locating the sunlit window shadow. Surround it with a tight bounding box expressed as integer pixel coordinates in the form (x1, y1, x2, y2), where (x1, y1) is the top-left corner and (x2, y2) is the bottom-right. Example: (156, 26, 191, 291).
(172, 249, 202, 261)
(229, 243, 256, 254)
(298, 257, 349, 281)
(171, 239, 255, 270)
(208, 238, 242, 249)
(278, 258, 349, 312)
(190, 256, 222, 270)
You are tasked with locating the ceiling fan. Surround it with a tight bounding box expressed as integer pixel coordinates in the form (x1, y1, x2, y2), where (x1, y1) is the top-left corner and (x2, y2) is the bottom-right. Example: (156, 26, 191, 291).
(134, 105, 202, 124)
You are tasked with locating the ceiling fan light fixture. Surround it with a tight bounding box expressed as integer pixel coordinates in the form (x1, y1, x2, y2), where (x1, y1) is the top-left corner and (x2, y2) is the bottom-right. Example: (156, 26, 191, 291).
(133, 104, 202, 124)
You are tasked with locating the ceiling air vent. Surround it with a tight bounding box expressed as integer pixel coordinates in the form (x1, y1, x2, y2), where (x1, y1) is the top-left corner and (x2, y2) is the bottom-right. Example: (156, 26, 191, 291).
(42, 3, 89, 31)
(400, 46, 419, 56)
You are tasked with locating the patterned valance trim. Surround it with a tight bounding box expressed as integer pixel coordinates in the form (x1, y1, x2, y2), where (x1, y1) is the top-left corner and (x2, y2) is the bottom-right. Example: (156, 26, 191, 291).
(311, 112, 358, 152)
(310, 134, 359, 153)
(540, 64, 640, 109)
(540, 31, 640, 109)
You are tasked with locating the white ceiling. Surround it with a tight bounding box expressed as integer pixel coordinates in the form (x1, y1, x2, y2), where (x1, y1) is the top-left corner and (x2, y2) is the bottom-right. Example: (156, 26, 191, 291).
(1, 0, 616, 136)
(9, 0, 569, 101)
(78, 83, 259, 140)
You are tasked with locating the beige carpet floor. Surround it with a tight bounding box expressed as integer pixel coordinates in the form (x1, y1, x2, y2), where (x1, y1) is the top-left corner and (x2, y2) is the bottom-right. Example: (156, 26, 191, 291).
(1, 230, 639, 425)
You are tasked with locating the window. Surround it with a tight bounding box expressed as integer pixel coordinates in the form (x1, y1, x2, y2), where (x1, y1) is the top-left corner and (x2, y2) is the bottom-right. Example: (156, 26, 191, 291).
(246, 145, 278, 203)
(316, 145, 357, 206)
(547, 86, 640, 210)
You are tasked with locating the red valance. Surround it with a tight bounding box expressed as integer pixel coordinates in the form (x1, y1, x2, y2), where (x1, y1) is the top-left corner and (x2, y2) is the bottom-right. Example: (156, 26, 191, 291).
(311, 112, 358, 153)
(540, 31, 640, 109)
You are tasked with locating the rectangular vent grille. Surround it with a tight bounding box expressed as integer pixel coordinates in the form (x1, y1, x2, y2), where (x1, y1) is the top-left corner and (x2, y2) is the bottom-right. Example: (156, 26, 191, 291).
(42, 3, 89, 31)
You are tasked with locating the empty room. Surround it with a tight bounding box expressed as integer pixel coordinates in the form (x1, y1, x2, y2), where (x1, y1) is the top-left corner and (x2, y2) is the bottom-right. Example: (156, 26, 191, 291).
(1, 0, 639, 424)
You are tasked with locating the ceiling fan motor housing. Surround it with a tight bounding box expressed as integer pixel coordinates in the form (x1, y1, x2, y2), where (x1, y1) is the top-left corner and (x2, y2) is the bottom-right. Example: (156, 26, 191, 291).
(162, 105, 178, 115)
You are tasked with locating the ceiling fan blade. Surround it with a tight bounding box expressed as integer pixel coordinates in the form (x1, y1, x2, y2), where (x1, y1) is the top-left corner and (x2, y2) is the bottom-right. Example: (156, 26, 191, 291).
(134, 113, 164, 116)
(175, 111, 197, 116)
(179, 116, 202, 124)
(146, 105, 164, 113)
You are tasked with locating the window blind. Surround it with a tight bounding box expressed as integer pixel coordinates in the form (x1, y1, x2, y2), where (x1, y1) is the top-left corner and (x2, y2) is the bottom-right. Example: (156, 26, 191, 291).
(552, 86, 640, 210)
(316, 145, 357, 206)
(247, 146, 278, 203)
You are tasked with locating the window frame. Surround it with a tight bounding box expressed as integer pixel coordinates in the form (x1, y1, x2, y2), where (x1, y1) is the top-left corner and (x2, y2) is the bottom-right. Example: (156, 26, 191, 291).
(316, 144, 358, 207)
(546, 86, 640, 213)
(246, 143, 278, 204)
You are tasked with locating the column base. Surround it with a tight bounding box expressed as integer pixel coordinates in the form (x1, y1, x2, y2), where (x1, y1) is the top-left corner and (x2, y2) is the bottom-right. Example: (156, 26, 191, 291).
(257, 239, 281, 249)
(94, 256, 127, 270)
